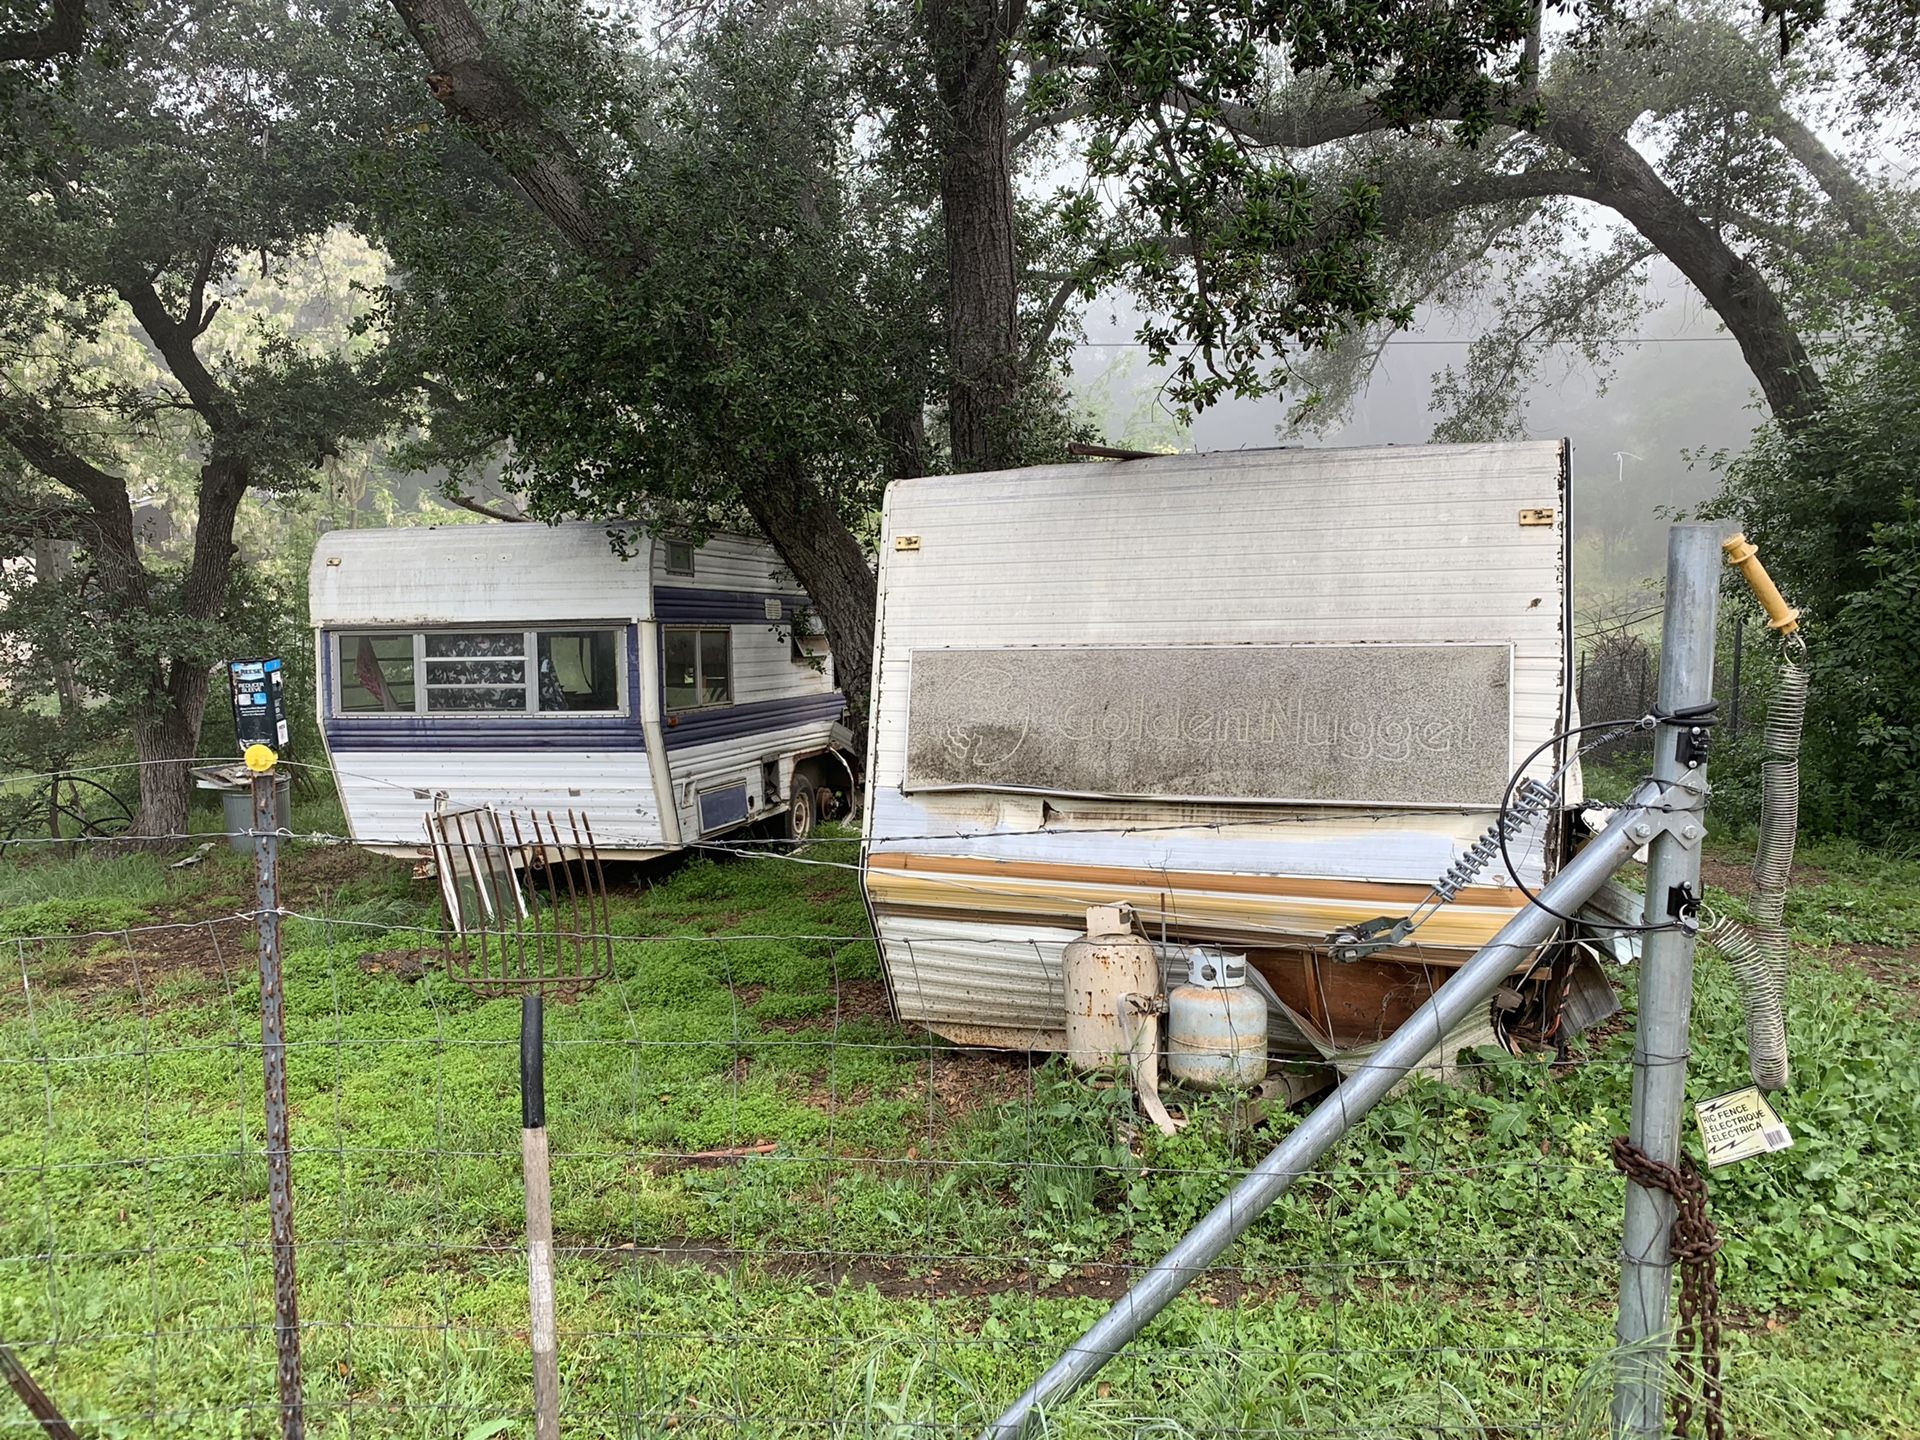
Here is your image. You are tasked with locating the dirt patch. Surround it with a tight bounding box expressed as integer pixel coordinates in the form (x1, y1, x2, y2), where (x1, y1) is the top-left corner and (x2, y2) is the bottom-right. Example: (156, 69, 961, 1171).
(572, 1235, 1140, 1301)
(358, 947, 435, 982)
(41, 912, 256, 1005)
(920, 1047, 1042, 1119)
(279, 842, 401, 907)
(750, 978, 894, 1033)
(568, 1234, 1431, 1310)
(1698, 854, 1830, 896)
(1828, 942, 1920, 1015)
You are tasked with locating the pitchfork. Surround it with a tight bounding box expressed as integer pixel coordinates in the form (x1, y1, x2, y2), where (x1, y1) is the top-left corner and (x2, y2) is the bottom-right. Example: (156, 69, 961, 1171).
(426, 808, 613, 1440)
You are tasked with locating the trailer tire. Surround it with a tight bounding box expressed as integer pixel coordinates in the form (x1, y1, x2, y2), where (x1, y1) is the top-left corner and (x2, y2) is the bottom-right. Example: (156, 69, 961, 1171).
(785, 778, 817, 843)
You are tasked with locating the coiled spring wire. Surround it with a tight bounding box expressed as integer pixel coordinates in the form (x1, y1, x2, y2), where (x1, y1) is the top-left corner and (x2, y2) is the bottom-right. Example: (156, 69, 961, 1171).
(1701, 633, 1806, 1090)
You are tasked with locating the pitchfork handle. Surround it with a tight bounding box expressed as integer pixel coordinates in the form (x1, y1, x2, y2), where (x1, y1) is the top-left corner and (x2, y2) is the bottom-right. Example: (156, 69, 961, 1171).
(522, 994, 546, 1130)
(520, 994, 561, 1440)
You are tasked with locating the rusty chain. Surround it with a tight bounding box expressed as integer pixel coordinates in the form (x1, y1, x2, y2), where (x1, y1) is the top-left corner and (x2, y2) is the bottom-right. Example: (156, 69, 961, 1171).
(1611, 1136, 1725, 1440)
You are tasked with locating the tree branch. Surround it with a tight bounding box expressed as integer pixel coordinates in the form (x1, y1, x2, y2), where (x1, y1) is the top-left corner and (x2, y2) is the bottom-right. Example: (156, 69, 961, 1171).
(0, 401, 130, 513)
(441, 489, 528, 521)
(386, 0, 641, 278)
(1538, 110, 1824, 421)
(1761, 104, 1884, 239)
(117, 277, 231, 423)
(0, 0, 84, 65)
(186, 233, 222, 337)
(1025, 270, 1083, 367)
(1010, 98, 1096, 150)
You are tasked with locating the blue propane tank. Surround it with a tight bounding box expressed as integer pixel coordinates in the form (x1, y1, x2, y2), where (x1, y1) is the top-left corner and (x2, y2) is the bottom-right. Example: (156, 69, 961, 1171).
(1167, 949, 1268, 1090)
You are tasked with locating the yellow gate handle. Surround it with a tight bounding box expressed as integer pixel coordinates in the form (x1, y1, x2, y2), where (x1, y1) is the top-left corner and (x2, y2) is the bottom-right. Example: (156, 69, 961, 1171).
(1721, 533, 1801, 635)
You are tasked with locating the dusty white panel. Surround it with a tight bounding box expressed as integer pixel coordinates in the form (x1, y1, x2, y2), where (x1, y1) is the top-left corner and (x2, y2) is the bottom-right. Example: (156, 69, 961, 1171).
(311, 523, 651, 627)
(904, 643, 1514, 807)
(869, 442, 1567, 800)
(652, 532, 802, 593)
(864, 442, 1571, 952)
(328, 750, 664, 854)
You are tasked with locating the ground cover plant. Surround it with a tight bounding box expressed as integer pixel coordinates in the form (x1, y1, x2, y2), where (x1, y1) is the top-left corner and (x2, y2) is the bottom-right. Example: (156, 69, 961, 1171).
(1, 813, 1917, 1438)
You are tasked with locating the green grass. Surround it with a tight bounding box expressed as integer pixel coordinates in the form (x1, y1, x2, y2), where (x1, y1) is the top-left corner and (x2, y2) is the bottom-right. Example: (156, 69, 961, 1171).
(0, 813, 1917, 1438)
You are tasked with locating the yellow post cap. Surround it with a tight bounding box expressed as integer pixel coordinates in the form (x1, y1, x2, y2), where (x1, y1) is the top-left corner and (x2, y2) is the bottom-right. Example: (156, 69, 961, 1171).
(243, 744, 278, 774)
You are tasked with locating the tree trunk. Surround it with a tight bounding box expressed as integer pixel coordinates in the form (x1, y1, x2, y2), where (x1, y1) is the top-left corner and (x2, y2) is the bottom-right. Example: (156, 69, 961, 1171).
(132, 699, 204, 840)
(1543, 112, 1827, 424)
(29, 534, 81, 718)
(927, 0, 1023, 472)
(736, 460, 878, 752)
(101, 460, 245, 840)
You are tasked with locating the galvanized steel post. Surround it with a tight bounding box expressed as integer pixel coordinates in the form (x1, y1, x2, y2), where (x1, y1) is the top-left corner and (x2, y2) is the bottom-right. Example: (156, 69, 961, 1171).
(983, 781, 1680, 1438)
(1612, 524, 1719, 1437)
(253, 764, 304, 1440)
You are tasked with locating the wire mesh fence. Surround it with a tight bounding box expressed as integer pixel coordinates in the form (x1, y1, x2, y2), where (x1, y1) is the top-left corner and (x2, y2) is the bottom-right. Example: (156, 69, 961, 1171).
(0, 791, 1860, 1439)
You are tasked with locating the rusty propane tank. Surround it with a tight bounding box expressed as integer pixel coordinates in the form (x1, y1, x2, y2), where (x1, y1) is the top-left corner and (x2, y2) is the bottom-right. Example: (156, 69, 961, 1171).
(1167, 949, 1268, 1091)
(1062, 904, 1160, 1071)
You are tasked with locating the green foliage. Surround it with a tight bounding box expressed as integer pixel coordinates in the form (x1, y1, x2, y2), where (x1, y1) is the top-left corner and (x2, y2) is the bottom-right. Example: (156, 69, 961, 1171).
(0, 0, 412, 825)
(1, 829, 1919, 1432)
(1711, 324, 1920, 842)
(1023, 0, 1540, 415)
(370, 1, 932, 535)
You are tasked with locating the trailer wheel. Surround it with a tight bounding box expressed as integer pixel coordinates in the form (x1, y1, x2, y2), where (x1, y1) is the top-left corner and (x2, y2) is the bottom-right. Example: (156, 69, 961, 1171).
(785, 779, 817, 843)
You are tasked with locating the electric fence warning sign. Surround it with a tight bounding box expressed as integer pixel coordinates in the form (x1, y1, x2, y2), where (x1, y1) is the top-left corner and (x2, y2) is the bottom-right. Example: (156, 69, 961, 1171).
(1694, 1086, 1794, 1167)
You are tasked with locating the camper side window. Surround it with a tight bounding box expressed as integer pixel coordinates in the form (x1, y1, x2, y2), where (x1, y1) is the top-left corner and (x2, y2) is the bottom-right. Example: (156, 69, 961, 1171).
(536, 630, 620, 712)
(664, 627, 731, 712)
(339, 634, 416, 712)
(424, 632, 526, 712)
(333, 628, 626, 717)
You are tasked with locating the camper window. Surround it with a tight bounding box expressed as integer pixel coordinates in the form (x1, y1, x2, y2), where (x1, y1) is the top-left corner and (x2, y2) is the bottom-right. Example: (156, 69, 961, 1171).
(664, 627, 732, 711)
(664, 539, 695, 576)
(332, 628, 626, 717)
(536, 630, 620, 712)
(424, 632, 526, 712)
(339, 633, 415, 712)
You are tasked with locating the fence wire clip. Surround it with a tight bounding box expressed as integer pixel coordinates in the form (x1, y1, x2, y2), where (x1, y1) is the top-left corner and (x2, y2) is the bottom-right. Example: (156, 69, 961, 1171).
(1666, 882, 1702, 936)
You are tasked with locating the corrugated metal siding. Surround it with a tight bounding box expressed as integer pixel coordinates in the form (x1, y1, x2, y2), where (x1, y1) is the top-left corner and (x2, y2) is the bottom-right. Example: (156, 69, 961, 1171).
(665, 716, 847, 837)
(652, 533, 803, 595)
(310, 523, 652, 626)
(862, 442, 1571, 1038)
(327, 750, 666, 853)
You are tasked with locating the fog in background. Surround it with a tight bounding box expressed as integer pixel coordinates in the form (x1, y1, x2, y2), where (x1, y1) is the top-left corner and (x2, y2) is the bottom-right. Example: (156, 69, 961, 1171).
(1071, 259, 1766, 601)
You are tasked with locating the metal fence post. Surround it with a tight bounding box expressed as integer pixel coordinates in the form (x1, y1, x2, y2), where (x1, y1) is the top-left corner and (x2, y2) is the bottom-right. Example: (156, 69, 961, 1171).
(252, 758, 304, 1440)
(1612, 525, 1719, 1438)
(983, 785, 1697, 1435)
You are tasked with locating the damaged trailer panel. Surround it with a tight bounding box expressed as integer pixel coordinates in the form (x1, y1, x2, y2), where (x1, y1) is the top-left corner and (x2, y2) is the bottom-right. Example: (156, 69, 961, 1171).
(860, 441, 1599, 1066)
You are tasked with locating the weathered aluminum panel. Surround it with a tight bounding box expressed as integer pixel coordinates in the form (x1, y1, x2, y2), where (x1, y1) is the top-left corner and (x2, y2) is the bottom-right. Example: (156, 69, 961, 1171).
(698, 784, 751, 833)
(861, 441, 1573, 1057)
(310, 523, 653, 627)
(875, 914, 1326, 1058)
(904, 642, 1512, 807)
(326, 749, 666, 856)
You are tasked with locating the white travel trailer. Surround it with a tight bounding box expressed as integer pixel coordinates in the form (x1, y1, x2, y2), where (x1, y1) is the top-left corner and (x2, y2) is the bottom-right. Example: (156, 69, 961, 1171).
(860, 441, 1601, 1066)
(309, 522, 852, 858)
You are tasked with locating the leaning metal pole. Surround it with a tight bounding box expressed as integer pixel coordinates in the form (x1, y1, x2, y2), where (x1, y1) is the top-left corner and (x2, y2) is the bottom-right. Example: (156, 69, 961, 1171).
(1613, 524, 1719, 1436)
(253, 756, 305, 1440)
(981, 528, 1720, 1440)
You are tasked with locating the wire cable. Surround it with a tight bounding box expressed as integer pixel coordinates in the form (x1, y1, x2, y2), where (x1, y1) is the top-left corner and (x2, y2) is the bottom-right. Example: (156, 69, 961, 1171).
(1495, 711, 1711, 934)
